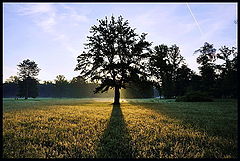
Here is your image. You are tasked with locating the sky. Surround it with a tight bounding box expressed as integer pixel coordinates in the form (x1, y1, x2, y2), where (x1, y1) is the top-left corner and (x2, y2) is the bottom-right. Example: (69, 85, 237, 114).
(3, 3, 237, 83)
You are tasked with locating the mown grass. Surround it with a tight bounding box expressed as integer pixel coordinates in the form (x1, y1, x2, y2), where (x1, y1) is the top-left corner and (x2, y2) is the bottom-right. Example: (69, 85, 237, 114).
(2, 98, 238, 158)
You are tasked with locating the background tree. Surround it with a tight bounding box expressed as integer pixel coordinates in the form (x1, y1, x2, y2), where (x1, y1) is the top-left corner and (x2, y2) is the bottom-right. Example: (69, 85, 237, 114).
(149, 44, 185, 98)
(69, 76, 89, 98)
(75, 15, 152, 104)
(216, 46, 237, 98)
(54, 75, 69, 98)
(5, 75, 19, 84)
(187, 72, 202, 92)
(17, 77, 39, 98)
(17, 59, 40, 99)
(167, 44, 185, 97)
(175, 64, 193, 96)
(149, 44, 169, 98)
(3, 76, 19, 98)
(194, 42, 217, 95)
(168, 44, 184, 74)
(38, 81, 55, 97)
(121, 72, 154, 98)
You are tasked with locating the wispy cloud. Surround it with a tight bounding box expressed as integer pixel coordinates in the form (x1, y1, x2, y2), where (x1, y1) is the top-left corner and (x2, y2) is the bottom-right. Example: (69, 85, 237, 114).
(16, 4, 87, 57)
(17, 3, 54, 15)
(61, 4, 88, 23)
(17, 3, 56, 33)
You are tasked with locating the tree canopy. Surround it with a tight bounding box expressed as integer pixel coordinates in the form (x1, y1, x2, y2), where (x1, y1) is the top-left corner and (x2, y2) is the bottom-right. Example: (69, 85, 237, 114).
(149, 44, 186, 98)
(194, 42, 217, 92)
(75, 15, 152, 104)
(17, 59, 40, 99)
(17, 59, 40, 80)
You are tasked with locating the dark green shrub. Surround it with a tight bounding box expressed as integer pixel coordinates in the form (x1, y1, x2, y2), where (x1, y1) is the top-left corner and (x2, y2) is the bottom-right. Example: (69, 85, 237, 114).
(176, 91, 213, 102)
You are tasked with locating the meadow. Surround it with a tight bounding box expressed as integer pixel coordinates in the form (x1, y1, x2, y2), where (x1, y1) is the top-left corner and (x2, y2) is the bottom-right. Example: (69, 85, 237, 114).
(2, 98, 238, 158)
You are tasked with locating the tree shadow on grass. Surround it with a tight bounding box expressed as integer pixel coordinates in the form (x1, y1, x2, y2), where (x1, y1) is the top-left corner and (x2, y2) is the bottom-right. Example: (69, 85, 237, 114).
(96, 104, 135, 158)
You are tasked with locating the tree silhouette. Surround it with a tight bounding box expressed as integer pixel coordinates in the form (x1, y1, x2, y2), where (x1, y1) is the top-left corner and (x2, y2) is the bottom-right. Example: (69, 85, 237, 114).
(149, 44, 169, 98)
(75, 15, 151, 104)
(17, 59, 40, 99)
(217, 46, 237, 73)
(69, 76, 88, 98)
(168, 44, 184, 73)
(17, 77, 39, 98)
(175, 64, 192, 96)
(216, 46, 237, 98)
(17, 59, 40, 79)
(150, 44, 185, 98)
(194, 42, 216, 94)
(54, 75, 69, 98)
(5, 76, 19, 84)
(3, 76, 20, 98)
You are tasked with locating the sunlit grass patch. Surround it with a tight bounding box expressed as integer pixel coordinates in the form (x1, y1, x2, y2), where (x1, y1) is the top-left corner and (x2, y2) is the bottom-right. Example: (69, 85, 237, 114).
(3, 101, 112, 158)
(3, 98, 237, 158)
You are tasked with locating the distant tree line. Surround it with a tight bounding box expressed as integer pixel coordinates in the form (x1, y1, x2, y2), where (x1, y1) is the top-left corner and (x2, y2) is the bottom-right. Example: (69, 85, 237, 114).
(4, 42, 236, 100)
(3, 75, 154, 99)
(149, 42, 237, 99)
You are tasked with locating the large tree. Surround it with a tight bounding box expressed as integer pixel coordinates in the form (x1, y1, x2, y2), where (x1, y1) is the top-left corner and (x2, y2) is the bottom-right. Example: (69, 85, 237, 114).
(168, 44, 184, 74)
(75, 15, 152, 104)
(149, 44, 185, 98)
(175, 64, 193, 96)
(17, 59, 40, 99)
(194, 42, 217, 94)
(216, 46, 237, 98)
(149, 44, 169, 98)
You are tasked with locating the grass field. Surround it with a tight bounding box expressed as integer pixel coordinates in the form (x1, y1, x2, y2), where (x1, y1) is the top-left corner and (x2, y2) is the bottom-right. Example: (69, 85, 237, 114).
(2, 98, 238, 158)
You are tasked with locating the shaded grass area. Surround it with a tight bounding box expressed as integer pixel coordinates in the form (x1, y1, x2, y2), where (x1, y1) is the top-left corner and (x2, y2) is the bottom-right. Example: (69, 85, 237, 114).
(122, 100, 237, 158)
(3, 98, 238, 158)
(128, 99, 237, 140)
(96, 104, 135, 158)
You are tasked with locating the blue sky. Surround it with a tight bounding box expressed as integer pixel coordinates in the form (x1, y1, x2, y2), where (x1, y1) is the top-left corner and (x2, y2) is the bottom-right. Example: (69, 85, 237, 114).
(3, 3, 237, 83)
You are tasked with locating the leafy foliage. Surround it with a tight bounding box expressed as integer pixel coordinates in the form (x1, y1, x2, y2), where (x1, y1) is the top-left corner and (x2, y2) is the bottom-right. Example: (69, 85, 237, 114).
(3, 76, 20, 98)
(54, 75, 69, 98)
(175, 91, 213, 102)
(75, 15, 152, 104)
(175, 65, 193, 96)
(17, 59, 40, 80)
(122, 78, 154, 98)
(17, 59, 41, 99)
(17, 77, 39, 98)
(215, 46, 238, 98)
(149, 44, 186, 98)
(194, 42, 217, 92)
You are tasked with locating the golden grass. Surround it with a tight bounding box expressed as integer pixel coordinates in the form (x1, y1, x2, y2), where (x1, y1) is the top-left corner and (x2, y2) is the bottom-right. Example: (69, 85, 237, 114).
(3, 102, 112, 158)
(121, 103, 236, 158)
(3, 98, 237, 158)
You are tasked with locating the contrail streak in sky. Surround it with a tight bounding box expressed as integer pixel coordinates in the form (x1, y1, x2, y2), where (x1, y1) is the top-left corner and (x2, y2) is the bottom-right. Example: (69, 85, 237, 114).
(186, 3, 204, 36)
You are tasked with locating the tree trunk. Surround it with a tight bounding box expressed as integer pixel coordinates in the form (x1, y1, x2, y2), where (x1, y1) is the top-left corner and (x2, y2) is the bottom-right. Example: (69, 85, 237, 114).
(114, 86, 120, 105)
(25, 79, 28, 99)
